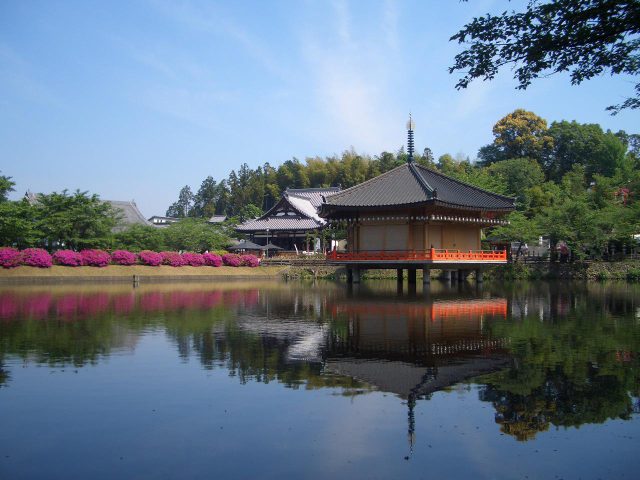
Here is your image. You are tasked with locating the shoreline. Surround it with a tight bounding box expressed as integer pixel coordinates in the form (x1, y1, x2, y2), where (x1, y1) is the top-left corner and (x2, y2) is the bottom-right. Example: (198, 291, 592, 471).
(0, 265, 289, 284)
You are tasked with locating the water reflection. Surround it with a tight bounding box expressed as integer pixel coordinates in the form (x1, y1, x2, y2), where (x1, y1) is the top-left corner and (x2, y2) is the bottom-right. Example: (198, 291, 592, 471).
(0, 280, 639, 446)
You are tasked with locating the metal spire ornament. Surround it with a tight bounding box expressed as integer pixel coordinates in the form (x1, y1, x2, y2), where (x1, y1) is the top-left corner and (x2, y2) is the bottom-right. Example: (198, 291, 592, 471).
(406, 114, 415, 163)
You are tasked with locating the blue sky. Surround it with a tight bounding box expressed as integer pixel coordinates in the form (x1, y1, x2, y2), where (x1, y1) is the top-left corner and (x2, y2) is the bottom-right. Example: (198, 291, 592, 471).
(1, 0, 637, 216)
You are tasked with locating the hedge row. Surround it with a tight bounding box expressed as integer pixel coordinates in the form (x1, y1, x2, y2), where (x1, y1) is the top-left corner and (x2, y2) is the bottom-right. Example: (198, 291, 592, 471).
(0, 248, 261, 269)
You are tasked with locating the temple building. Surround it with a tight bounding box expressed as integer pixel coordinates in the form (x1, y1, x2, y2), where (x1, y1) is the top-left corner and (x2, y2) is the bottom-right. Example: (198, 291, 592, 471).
(319, 116, 515, 283)
(236, 187, 340, 252)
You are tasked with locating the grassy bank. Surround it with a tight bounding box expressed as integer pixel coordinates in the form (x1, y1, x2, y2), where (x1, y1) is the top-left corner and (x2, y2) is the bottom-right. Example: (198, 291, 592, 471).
(0, 265, 288, 284)
(485, 260, 640, 281)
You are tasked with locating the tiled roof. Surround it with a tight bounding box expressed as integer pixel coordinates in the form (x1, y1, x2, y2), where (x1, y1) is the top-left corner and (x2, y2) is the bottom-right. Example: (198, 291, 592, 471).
(321, 163, 515, 212)
(284, 187, 341, 208)
(104, 200, 151, 232)
(236, 217, 323, 232)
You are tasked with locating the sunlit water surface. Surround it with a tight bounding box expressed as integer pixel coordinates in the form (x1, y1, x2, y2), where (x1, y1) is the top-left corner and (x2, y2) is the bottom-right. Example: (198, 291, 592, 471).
(1, 280, 639, 479)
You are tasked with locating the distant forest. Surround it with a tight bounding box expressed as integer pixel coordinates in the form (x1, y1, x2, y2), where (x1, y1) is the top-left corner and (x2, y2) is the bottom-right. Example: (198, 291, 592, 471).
(166, 109, 640, 258)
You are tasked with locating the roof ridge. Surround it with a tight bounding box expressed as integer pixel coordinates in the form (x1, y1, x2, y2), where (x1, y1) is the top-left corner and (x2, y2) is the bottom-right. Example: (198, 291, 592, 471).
(324, 164, 410, 201)
(414, 164, 516, 203)
(408, 162, 434, 198)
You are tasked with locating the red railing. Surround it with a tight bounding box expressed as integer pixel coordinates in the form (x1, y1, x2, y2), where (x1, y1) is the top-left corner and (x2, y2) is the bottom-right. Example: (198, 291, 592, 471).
(327, 248, 507, 263)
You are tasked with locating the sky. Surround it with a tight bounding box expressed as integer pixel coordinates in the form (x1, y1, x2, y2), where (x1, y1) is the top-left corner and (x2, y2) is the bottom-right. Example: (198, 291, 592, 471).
(1, 0, 638, 217)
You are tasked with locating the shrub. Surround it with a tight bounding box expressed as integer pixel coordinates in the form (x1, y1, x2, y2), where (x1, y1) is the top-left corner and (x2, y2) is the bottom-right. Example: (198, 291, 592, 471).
(627, 268, 640, 282)
(222, 253, 241, 267)
(53, 250, 83, 267)
(161, 251, 186, 267)
(111, 250, 137, 266)
(181, 252, 205, 267)
(0, 247, 21, 269)
(80, 249, 111, 267)
(20, 248, 52, 268)
(139, 250, 163, 266)
(240, 254, 260, 267)
(211, 249, 229, 256)
(202, 253, 222, 267)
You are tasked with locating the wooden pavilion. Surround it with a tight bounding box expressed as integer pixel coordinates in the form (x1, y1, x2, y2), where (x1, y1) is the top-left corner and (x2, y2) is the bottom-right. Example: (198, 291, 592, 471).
(319, 117, 515, 283)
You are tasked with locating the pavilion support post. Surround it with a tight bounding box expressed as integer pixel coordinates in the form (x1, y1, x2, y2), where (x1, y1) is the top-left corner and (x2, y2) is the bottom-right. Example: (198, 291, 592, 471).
(422, 267, 431, 284)
(353, 267, 361, 284)
(347, 268, 353, 284)
(408, 268, 417, 284)
(457, 270, 466, 282)
(397, 269, 404, 283)
(476, 269, 484, 283)
(442, 270, 451, 282)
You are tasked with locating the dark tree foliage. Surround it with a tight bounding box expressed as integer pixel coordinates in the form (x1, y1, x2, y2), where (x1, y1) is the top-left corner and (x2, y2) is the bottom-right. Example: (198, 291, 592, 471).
(450, 0, 640, 113)
(0, 172, 15, 202)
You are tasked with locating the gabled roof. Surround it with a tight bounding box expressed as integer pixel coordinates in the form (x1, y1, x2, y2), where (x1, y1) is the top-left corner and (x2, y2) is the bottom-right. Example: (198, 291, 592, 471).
(105, 200, 151, 232)
(236, 188, 338, 232)
(320, 163, 515, 214)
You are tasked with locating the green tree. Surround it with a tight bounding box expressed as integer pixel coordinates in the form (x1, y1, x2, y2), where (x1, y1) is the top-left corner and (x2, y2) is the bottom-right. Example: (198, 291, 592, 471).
(0, 200, 41, 248)
(163, 219, 230, 252)
(166, 185, 194, 218)
(112, 224, 167, 252)
(36, 190, 118, 250)
(487, 158, 545, 207)
(0, 172, 15, 202)
(478, 109, 553, 165)
(450, 0, 640, 113)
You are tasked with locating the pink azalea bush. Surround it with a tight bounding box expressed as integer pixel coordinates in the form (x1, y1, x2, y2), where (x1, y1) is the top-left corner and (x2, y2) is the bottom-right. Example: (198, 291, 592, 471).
(240, 254, 260, 267)
(203, 253, 222, 267)
(161, 251, 186, 267)
(111, 250, 137, 266)
(20, 248, 53, 268)
(53, 250, 83, 267)
(181, 252, 205, 267)
(222, 253, 242, 267)
(0, 247, 21, 269)
(138, 250, 163, 266)
(80, 249, 111, 267)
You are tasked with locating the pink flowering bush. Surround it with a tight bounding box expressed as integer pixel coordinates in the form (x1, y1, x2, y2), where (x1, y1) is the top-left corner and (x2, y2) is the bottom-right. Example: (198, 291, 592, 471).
(181, 252, 205, 267)
(53, 250, 83, 267)
(203, 253, 222, 267)
(111, 250, 137, 266)
(240, 254, 260, 267)
(20, 248, 53, 268)
(222, 253, 242, 267)
(139, 250, 163, 266)
(80, 249, 111, 267)
(161, 251, 186, 267)
(0, 247, 21, 269)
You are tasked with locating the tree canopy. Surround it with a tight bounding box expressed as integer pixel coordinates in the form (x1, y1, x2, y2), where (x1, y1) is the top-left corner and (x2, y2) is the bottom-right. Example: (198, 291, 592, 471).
(450, 0, 640, 113)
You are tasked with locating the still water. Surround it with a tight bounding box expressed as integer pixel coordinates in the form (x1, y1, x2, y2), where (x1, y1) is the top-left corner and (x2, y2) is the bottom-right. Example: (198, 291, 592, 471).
(0, 280, 639, 479)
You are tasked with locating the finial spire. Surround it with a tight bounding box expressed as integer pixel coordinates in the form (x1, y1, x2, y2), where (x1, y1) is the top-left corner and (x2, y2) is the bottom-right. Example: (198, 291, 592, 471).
(406, 114, 415, 163)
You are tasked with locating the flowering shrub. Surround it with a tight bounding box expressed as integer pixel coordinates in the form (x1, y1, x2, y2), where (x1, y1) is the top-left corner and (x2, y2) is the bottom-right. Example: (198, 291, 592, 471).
(139, 250, 163, 266)
(181, 252, 205, 267)
(80, 249, 111, 267)
(202, 253, 222, 267)
(222, 253, 241, 267)
(20, 248, 53, 268)
(161, 251, 186, 267)
(240, 254, 260, 267)
(111, 250, 137, 266)
(0, 247, 21, 269)
(53, 250, 83, 267)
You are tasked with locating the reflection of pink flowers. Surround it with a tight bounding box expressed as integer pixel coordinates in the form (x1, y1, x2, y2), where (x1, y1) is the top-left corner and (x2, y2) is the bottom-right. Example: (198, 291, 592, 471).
(56, 295, 79, 317)
(20, 248, 53, 268)
(240, 254, 260, 267)
(24, 293, 52, 319)
(0, 294, 19, 319)
(113, 293, 135, 314)
(141, 292, 165, 311)
(203, 253, 222, 267)
(181, 252, 205, 267)
(222, 253, 241, 267)
(0, 247, 21, 269)
(161, 251, 186, 267)
(80, 249, 111, 267)
(53, 250, 83, 266)
(139, 250, 163, 266)
(111, 250, 137, 266)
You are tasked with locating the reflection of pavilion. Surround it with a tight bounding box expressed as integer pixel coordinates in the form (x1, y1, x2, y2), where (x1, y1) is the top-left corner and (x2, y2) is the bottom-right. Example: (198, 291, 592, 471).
(324, 296, 511, 455)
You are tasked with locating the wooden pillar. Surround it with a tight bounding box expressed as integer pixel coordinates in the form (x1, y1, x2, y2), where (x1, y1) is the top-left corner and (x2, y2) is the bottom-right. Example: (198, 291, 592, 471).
(442, 269, 451, 282)
(353, 267, 361, 284)
(347, 268, 353, 284)
(422, 267, 431, 284)
(408, 268, 417, 284)
(397, 268, 403, 283)
(476, 269, 484, 283)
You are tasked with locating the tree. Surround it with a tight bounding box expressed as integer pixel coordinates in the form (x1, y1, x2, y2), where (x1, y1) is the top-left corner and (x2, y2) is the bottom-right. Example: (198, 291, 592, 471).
(0, 172, 15, 202)
(0, 200, 41, 248)
(191, 176, 219, 218)
(112, 224, 166, 252)
(547, 121, 627, 180)
(478, 109, 553, 165)
(488, 158, 545, 207)
(166, 185, 194, 218)
(450, 0, 640, 113)
(163, 219, 230, 252)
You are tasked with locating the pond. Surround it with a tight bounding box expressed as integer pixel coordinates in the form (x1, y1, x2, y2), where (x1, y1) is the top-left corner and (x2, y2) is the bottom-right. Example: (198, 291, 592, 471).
(0, 280, 639, 479)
